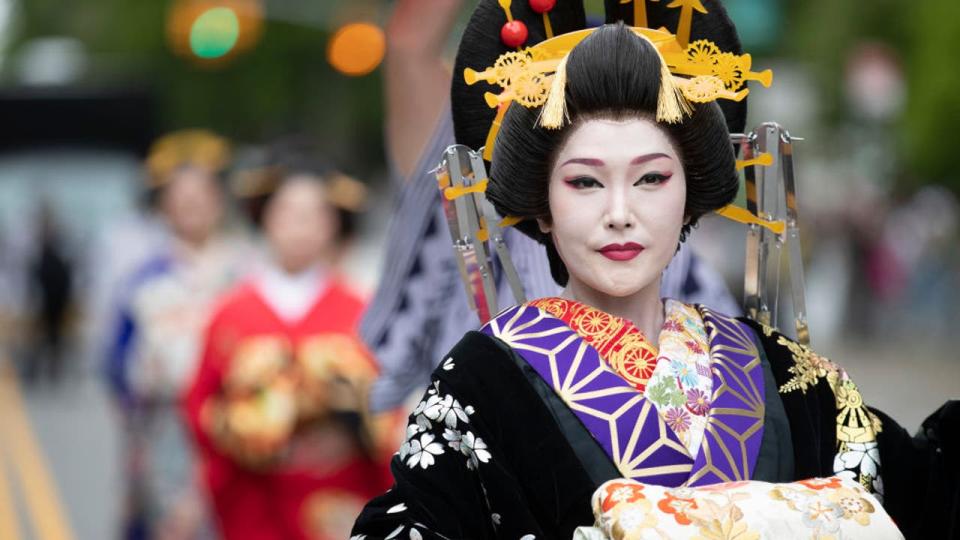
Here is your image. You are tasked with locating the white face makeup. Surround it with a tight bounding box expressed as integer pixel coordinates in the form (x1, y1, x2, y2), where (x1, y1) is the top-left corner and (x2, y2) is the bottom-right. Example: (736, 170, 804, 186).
(541, 117, 687, 300)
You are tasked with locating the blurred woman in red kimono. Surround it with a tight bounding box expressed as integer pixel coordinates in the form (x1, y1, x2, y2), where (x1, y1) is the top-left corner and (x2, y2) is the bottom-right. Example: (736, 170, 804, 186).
(184, 152, 394, 540)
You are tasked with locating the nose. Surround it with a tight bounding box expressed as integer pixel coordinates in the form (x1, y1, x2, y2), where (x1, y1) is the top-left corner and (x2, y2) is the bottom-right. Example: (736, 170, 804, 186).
(603, 186, 633, 230)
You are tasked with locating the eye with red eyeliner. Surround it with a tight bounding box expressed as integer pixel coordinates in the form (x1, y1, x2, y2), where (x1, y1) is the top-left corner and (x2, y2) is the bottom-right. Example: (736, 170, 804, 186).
(564, 176, 603, 189)
(563, 172, 672, 189)
(634, 172, 672, 185)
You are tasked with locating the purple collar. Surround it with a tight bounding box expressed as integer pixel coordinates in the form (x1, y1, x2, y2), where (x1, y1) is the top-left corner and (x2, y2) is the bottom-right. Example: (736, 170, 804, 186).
(482, 302, 765, 487)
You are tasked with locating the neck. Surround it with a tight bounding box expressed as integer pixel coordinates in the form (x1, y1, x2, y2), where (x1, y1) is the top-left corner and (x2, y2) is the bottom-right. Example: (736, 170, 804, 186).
(562, 277, 664, 347)
(174, 234, 212, 257)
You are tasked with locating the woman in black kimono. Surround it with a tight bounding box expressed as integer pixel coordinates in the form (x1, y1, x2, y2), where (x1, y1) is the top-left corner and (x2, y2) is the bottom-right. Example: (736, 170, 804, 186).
(352, 1, 959, 539)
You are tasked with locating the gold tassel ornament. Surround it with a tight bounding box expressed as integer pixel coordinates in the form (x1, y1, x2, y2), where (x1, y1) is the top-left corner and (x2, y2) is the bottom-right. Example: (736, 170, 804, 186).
(656, 57, 693, 123)
(537, 53, 569, 129)
(631, 32, 692, 124)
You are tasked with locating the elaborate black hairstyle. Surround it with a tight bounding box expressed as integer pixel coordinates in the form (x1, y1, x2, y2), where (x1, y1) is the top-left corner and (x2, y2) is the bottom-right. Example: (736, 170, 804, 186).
(451, 1, 746, 285)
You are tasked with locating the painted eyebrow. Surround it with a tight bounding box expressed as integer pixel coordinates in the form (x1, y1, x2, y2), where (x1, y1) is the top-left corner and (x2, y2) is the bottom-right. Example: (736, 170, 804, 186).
(631, 152, 671, 165)
(559, 157, 605, 167)
(558, 153, 672, 168)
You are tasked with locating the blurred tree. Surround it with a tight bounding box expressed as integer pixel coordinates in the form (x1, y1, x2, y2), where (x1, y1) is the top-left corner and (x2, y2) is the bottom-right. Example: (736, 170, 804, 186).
(900, 0, 960, 193)
(2, 0, 387, 177)
(785, 0, 960, 194)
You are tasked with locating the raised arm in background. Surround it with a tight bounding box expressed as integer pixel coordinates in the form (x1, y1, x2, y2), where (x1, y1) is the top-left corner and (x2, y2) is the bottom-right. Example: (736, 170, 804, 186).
(384, 0, 463, 180)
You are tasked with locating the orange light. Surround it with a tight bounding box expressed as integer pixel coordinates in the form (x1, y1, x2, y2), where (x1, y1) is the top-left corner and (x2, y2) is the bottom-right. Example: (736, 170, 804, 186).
(327, 22, 386, 77)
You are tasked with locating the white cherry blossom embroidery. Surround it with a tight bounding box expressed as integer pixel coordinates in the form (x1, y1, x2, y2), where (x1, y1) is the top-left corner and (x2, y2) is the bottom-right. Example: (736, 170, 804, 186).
(443, 428, 463, 451)
(442, 357, 455, 370)
(399, 423, 426, 460)
(460, 431, 492, 470)
(425, 394, 473, 429)
(405, 433, 445, 469)
(834, 441, 883, 499)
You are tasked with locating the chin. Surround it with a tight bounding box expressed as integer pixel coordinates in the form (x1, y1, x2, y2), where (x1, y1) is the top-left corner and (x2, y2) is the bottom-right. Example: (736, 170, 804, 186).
(587, 276, 649, 299)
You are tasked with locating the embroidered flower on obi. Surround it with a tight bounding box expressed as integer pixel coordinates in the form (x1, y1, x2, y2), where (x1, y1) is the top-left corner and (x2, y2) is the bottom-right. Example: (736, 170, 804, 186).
(598, 481, 646, 513)
(657, 492, 698, 525)
(828, 486, 877, 526)
(591, 477, 897, 540)
(797, 477, 843, 490)
(800, 500, 844, 535)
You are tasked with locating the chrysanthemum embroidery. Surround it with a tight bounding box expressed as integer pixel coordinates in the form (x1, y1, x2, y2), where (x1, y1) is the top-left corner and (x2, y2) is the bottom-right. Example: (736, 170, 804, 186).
(665, 407, 691, 433)
(671, 359, 700, 387)
(685, 388, 711, 415)
(776, 336, 841, 394)
(684, 339, 705, 355)
(662, 319, 683, 333)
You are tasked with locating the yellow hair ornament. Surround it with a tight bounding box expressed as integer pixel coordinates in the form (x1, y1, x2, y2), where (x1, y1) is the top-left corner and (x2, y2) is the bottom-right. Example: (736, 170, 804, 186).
(634, 32, 692, 124)
(537, 53, 568, 129)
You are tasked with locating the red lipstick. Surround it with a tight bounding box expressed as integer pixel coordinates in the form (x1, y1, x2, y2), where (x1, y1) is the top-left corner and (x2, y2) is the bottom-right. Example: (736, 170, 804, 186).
(598, 242, 644, 261)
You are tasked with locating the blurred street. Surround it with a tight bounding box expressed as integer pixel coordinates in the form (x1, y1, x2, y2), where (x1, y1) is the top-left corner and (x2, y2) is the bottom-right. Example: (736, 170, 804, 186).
(2, 357, 119, 540)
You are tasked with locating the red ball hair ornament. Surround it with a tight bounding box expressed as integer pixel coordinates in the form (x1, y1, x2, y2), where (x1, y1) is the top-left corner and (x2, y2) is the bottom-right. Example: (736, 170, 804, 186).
(500, 19, 528, 48)
(528, 0, 556, 14)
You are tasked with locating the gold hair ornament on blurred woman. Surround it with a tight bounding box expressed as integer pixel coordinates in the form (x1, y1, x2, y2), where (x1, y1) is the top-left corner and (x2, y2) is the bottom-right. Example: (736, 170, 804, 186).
(145, 129, 231, 187)
(230, 165, 368, 212)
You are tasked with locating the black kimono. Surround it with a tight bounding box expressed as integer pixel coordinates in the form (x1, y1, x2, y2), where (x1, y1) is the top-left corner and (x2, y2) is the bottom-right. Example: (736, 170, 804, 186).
(352, 300, 959, 539)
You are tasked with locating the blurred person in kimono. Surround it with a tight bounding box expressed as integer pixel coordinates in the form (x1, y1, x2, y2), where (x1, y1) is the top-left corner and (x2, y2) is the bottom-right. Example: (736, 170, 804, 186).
(184, 147, 395, 540)
(105, 130, 249, 539)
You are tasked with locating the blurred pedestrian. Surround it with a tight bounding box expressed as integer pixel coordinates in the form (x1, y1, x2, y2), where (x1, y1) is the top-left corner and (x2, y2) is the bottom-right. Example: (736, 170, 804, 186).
(184, 149, 394, 540)
(26, 199, 74, 385)
(105, 130, 249, 540)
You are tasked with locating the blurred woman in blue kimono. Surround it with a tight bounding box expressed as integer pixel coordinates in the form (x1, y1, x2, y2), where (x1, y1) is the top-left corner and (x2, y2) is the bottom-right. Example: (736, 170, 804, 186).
(105, 130, 250, 539)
